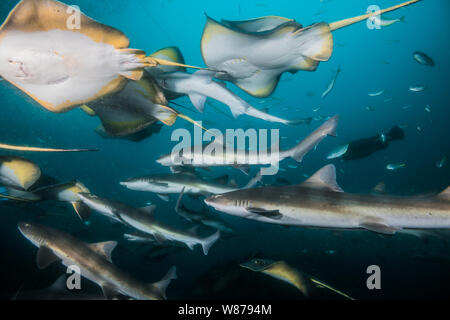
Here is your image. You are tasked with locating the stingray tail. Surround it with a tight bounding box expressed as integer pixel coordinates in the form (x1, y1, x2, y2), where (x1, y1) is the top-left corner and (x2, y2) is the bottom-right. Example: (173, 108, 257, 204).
(0, 143, 97, 153)
(144, 57, 213, 71)
(329, 0, 421, 31)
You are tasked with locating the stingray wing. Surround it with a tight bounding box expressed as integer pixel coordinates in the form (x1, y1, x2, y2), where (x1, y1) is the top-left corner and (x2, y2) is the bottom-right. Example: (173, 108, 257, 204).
(221, 16, 300, 33)
(0, 0, 147, 112)
(148, 47, 187, 74)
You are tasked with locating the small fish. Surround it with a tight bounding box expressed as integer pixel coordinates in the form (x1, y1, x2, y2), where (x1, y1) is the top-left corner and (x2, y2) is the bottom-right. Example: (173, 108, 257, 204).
(425, 105, 431, 113)
(325, 250, 336, 255)
(436, 156, 447, 169)
(409, 85, 427, 92)
(384, 97, 393, 103)
(312, 106, 321, 112)
(402, 105, 413, 110)
(386, 163, 406, 171)
(417, 126, 423, 132)
(322, 66, 341, 99)
(288, 165, 298, 169)
(368, 89, 385, 97)
(378, 16, 405, 27)
(365, 106, 375, 111)
(327, 144, 349, 160)
(413, 51, 435, 67)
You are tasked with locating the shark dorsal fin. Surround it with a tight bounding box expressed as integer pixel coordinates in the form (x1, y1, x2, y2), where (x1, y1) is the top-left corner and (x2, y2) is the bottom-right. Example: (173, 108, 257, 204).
(152, 266, 177, 300)
(437, 186, 450, 200)
(88, 241, 118, 263)
(300, 165, 343, 192)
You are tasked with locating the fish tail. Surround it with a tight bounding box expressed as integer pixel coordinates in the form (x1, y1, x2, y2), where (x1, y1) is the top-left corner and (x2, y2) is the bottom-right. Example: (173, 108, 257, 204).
(201, 230, 220, 255)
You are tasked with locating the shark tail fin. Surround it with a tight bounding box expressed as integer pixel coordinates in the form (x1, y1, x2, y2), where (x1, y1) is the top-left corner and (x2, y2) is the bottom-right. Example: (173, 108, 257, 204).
(202, 231, 221, 256)
(152, 266, 177, 300)
(329, 0, 421, 31)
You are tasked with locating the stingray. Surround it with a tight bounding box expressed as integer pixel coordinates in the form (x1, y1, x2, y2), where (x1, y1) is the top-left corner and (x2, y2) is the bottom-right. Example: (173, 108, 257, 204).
(0, 0, 209, 113)
(81, 70, 207, 138)
(201, 0, 421, 97)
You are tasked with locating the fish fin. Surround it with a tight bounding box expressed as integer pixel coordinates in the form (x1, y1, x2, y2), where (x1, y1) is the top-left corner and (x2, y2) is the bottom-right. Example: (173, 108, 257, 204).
(359, 222, 399, 235)
(243, 170, 263, 189)
(0, 0, 130, 48)
(188, 93, 207, 113)
(101, 284, 120, 300)
(0, 157, 41, 190)
(36, 246, 60, 270)
(149, 47, 186, 73)
(437, 186, 450, 200)
(151, 104, 178, 126)
(234, 72, 281, 98)
(283, 116, 339, 162)
(202, 231, 221, 255)
(246, 207, 283, 219)
(293, 23, 333, 61)
(175, 188, 186, 214)
(71, 201, 91, 221)
(157, 194, 170, 202)
(80, 105, 97, 116)
(152, 266, 177, 300)
(88, 241, 118, 263)
(233, 165, 250, 176)
(371, 182, 386, 194)
(140, 205, 157, 215)
(47, 275, 67, 293)
(301, 164, 343, 193)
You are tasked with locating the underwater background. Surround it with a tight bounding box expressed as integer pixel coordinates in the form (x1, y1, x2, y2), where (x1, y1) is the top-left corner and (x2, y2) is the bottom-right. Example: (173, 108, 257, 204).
(0, 0, 449, 300)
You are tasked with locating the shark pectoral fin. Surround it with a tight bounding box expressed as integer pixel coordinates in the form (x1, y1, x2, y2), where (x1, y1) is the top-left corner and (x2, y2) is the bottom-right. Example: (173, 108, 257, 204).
(188, 93, 207, 113)
(300, 165, 344, 193)
(437, 186, 450, 201)
(152, 266, 177, 300)
(234, 72, 281, 98)
(246, 208, 283, 219)
(71, 201, 91, 221)
(88, 241, 118, 263)
(175, 188, 186, 214)
(101, 284, 120, 300)
(359, 222, 399, 235)
(157, 194, 170, 202)
(36, 246, 60, 270)
(47, 275, 68, 293)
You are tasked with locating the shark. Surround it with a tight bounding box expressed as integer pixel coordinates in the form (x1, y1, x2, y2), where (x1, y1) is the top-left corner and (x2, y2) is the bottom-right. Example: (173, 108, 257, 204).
(148, 47, 311, 125)
(18, 222, 177, 300)
(156, 116, 339, 169)
(205, 164, 450, 235)
(77, 193, 221, 255)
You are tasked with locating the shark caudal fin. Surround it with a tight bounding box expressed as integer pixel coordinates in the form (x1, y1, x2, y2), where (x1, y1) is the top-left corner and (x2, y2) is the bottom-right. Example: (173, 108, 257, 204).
(201, 230, 221, 255)
(152, 266, 177, 300)
(281, 116, 339, 162)
(329, 0, 421, 31)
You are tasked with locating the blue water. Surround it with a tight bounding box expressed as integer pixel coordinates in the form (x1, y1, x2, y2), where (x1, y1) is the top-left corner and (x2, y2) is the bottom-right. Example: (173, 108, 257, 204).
(0, 0, 449, 300)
